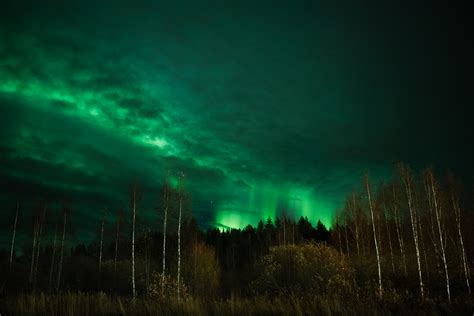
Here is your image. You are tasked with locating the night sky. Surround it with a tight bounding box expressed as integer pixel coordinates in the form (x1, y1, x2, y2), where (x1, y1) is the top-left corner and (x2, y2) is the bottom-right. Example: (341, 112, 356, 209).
(1, 1, 473, 244)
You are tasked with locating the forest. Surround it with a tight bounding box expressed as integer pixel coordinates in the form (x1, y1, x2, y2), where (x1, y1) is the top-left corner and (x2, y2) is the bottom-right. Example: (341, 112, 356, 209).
(1, 163, 473, 315)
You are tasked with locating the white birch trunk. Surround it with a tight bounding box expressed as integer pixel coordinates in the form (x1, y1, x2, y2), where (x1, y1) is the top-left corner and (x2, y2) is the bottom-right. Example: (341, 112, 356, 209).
(427, 171, 451, 303)
(131, 185, 137, 301)
(450, 188, 471, 295)
(392, 187, 407, 277)
(383, 204, 395, 273)
(29, 217, 39, 285)
(34, 206, 46, 286)
(177, 174, 183, 300)
(162, 182, 169, 296)
(418, 218, 430, 283)
(366, 176, 382, 297)
(400, 165, 424, 299)
(49, 223, 58, 289)
(98, 210, 105, 289)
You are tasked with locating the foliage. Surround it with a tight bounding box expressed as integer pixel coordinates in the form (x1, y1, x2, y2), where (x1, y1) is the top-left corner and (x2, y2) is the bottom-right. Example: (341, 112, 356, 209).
(250, 242, 356, 299)
(182, 241, 221, 299)
(147, 272, 189, 300)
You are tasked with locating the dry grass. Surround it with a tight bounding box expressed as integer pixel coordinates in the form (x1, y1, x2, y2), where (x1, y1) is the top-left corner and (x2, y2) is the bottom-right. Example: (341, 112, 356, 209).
(1, 292, 473, 315)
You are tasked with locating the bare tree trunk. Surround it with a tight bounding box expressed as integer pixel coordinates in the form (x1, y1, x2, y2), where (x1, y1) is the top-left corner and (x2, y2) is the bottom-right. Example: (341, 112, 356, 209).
(114, 213, 121, 272)
(98, 209, 106, 290)
(450, 185, 471, 295)
(56, 208, 67, 291)
(131, 184, 137, 301)
(400, 164, 424, 299)
(426, 170, 450, 303)
(177, 173, 184, 300)
(34, 206, 46, 287)
(49, 223, 58, 290)
(383, 204, 395, 273)
(29, 215, 39, 285)
(393, 187, 407, 277)
(161, 180, 169, 296)
(425, 175, 443, 278)
(418, 219, 430, 283)
(366, 175, 382, 298)
(9, 201, 19, 271)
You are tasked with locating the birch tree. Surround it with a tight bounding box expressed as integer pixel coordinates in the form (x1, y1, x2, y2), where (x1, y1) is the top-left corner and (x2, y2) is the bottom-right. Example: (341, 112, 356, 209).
(56, 206, 68, 291)
(114, 210, 123, 273)
(161, 176, 170, 295)
(177, 172, 184, 300)
(30, 205, 45, 285)
(381, 188, 395, 273)
(349, 193, 361, 256)
(399, 163, 424, 299)
(448, 174, 471, 295)
(131, 184, 138, 301)
(33, 205, 46, 287)
(98, 208, 106, 289)
(49, 222, 58, 290)
(9, 201, 19, 271)
(29, 212, 38, 285)
(365, 175, 382, 297)
(144, 229, 152, 289)
(424, 169, 450, 302)
(392, 185, 407, 277)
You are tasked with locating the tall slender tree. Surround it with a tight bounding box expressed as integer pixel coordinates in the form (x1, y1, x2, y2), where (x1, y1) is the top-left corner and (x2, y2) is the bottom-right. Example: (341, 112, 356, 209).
(56, 206, 68, 291)
(381, 188, 395, 273)
(392, 185, 407, 277)
(29, 223, 37, 285)
(448, 175, 471, 295)
(399, 163, 424, 299)
(177, 172, 184, 300)
(114, 210, 123, 273)
(131, 184, 138, 301)
(424, 169, 450, 303)
(366, 175, 382, 297)
(33, 205, 46, 287)
(9, 201, 19, 271)
(49, 221, 58, 290)
(161, 175, 170, 295)
(98, 208, 106, 289)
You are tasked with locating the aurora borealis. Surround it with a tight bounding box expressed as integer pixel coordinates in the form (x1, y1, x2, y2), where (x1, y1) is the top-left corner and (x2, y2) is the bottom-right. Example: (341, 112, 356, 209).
(1, 1, 473, 244)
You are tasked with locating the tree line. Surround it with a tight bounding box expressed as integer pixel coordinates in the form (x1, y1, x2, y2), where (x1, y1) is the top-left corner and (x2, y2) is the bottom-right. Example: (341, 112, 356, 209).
(1, 163, 473, 305)
(332, 163, 472, 301)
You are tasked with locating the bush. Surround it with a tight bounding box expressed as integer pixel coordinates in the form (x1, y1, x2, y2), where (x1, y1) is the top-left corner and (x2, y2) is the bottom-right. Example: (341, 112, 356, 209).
(147, 272, 189, 299)
(250, 242, 356, 299)
(183, 241, 221, 299)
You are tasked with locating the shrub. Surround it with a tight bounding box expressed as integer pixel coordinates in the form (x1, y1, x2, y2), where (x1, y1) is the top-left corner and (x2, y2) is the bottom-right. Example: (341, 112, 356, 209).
(147, 272, 189, 300)
(183, 241, 221, 299)
(250, 242, 356, 299)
